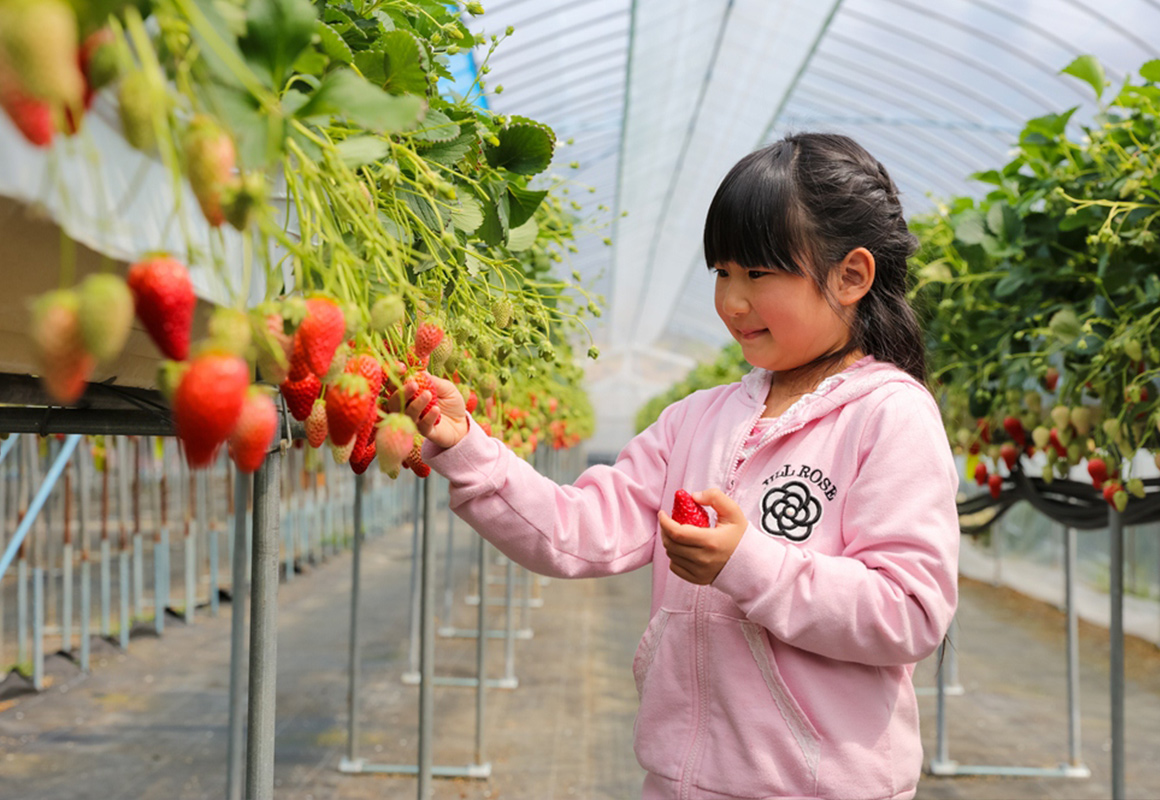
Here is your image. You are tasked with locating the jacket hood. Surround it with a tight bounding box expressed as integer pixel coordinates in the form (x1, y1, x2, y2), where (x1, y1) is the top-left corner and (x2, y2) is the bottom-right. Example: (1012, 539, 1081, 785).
(739, 356, 928, 426)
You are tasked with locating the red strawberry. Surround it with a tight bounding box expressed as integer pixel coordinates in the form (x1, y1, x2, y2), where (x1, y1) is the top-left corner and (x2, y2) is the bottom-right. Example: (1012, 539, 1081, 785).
(1002, 416, 1025, 447)
(345, 353, 384, 399)
(404, 437, 431, 478)
(1048, 428, 1068, 458)
(976, 418, 991, 445)
(349, 415, 377, 475)
(1043, 367, 1060, 391)
(279, 372, 320, 422)
(0, 70, 54, 147)
(376, 413, 417, 478)
(30, 289, 94, 403)
(173, 351, 250, 468)
(987, 474, 1002, 500)
(325, 373, 371, 446)
(127, 255, 195, 360)
(999, 443, 1018, 471)
(304, 399, 328, 448)
(295, 297, 346, 379)
(413, 321, 444, 361)
(671, 489, 710, 527)
(465, 389, 478, 414)
(973, 462, 988, 486)
(1087, 457, 1107, 490)
(228, 388, 278, 474)
(1102, 482, 1127, 511)
(183, 115, 237, 227)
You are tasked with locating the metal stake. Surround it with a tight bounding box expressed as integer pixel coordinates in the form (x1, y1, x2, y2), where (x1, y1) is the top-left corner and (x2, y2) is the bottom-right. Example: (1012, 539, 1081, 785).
(345, 473, 365, 767)
(226, 468, 250, 800)
(1109, 507, 1125, 800)
(246, 449, 281, 800)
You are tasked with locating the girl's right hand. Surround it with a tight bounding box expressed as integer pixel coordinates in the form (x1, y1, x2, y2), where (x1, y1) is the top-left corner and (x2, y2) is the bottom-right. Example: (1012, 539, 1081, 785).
(400, 373, 470, 449)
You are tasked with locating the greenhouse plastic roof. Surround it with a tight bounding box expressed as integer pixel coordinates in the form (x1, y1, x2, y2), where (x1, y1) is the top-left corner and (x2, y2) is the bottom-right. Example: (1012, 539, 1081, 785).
(471, 0, 1160, 454)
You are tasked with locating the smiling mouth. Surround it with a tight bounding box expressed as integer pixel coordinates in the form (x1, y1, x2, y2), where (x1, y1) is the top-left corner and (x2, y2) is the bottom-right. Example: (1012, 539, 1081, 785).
(736, 328, 767, 340)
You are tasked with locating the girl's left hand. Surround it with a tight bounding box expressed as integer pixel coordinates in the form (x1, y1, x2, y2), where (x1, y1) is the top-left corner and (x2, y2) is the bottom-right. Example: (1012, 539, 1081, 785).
(657, 488, 747, 585)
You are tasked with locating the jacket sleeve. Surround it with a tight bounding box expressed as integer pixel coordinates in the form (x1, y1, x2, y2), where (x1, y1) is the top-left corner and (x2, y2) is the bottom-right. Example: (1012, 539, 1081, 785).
(421, 404, 681, 579)
(711, 385, 960, 666)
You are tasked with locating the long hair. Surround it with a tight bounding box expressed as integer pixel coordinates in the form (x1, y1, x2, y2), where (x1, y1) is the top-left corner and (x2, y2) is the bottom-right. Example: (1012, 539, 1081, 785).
(703, 132, 926, 383)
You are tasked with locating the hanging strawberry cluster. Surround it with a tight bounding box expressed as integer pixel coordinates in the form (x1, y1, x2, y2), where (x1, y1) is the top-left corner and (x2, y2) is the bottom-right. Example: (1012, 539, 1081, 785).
(10, 0, 601, 475)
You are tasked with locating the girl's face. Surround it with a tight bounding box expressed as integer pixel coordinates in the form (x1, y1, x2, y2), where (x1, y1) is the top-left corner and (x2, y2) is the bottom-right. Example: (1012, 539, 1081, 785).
(713, 261, 853, 372)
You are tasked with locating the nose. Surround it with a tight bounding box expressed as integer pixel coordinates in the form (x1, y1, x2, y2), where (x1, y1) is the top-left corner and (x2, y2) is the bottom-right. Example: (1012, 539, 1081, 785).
(717, 276, 749, 318)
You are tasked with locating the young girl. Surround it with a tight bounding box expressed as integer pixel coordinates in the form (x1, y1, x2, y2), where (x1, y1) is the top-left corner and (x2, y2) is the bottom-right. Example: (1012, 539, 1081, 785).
(402, 132, 960, 800)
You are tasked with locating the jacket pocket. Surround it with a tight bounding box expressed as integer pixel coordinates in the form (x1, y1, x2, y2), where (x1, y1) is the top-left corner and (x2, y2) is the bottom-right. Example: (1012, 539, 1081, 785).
(694, 618, 821, 798)
(632, 608, 691, 782)
(632, 608, 671, 696)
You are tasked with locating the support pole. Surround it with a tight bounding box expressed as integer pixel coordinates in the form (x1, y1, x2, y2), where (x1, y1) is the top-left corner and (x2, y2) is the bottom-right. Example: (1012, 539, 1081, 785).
(418, 476, 436, 799)
(1108, 507, 1125, 800)
(1064, 525, 1083, 770)
(474, 536, 488, 768)
(226, 468, 250, 800)
(246, 450, 281, 800)
(346, 473, 365, 767)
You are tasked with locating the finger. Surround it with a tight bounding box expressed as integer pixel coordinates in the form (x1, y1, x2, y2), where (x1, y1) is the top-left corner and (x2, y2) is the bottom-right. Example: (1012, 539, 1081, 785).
(658, 511, 703, 546)
(692, 488, 743, 525)
(668, 560, 706, 586)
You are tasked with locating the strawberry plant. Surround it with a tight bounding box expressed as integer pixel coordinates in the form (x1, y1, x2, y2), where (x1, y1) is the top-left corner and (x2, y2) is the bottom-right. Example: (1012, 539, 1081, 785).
(913, 56, 1160, 508)
(6, 0, 598, 470)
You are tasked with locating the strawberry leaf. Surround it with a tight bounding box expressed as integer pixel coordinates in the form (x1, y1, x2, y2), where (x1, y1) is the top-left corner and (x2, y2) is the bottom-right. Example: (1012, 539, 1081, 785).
(484, 119, 555, 175)
(240, 0, 317, 90)
(380, 29, 429, 95)
(294, 68, 424, 133)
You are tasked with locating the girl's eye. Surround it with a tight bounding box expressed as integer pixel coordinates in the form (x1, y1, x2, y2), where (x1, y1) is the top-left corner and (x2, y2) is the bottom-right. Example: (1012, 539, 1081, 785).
(712, 268, 729, 279)
(748, 269, 772, 280)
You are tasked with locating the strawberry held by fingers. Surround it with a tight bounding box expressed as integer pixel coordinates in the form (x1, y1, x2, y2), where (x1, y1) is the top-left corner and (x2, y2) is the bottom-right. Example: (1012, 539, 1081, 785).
(671, 490, 710, 528)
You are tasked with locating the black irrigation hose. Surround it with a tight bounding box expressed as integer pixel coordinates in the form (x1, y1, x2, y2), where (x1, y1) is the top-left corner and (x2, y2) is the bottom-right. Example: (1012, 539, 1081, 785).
(957, 466, 1160, 534)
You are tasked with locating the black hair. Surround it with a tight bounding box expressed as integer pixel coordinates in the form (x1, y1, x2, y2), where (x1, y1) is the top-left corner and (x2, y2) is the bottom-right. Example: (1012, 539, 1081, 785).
(703, 132, 926, 383)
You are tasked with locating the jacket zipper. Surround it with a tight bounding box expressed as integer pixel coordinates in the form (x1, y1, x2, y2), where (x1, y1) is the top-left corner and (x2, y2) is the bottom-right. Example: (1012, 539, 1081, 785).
(677, 382, 819, 795)
(679, 585, 708, 800)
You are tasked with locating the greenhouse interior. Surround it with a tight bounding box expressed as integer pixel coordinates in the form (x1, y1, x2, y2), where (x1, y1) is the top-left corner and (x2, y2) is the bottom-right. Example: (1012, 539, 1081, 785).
(0, 0, 1158, 798)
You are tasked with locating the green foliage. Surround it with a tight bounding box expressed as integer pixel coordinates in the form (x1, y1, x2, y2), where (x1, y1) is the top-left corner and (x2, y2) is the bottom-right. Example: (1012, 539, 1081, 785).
(634, 343, 749, 433)
(90, 0, 599, 445)
(913, 57, 1160, 473)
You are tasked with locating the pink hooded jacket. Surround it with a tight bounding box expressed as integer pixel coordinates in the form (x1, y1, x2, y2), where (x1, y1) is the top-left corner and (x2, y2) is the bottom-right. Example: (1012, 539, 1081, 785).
(423, 356, 960, 800)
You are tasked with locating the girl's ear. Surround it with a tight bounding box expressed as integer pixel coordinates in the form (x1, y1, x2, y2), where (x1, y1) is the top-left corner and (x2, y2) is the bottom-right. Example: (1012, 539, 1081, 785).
(833, 247, 875, 306)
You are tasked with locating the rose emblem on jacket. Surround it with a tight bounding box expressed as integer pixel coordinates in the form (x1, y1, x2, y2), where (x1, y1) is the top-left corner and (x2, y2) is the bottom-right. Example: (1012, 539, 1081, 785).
(760, 480, 822, 542)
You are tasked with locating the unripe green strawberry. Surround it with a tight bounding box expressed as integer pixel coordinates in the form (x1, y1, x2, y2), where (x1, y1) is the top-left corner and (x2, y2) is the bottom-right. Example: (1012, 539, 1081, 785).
(376, 413, 417, 478)
(222, 171, 265, 231)
(228, 387, 278, 474)
(79, 28, 118, 95)
(30, 288, 94, 403)
(173, 351, 250, 468)
(183, 115, 237, 227)
(77, 273, 133, 362)
(1049, 405, 1070, 429)
(0, 0, 83, 109)
(252, 310, 292, 384)
(478, 373, 498, 399)
(1124, 339, 1143, 363)
(117, 70, 161, 152)
(370, 294, 405, 331)
(1070, 406, 1093, 436)
(329, 435, 355, 465)
(127, 255, 195, 360)
(491, 298, 513, 329)
(1127, 478, 1145, 499)
(207, 307, 252, 357)
(155, 359, 189, 403)
(428, 334, 454, 375)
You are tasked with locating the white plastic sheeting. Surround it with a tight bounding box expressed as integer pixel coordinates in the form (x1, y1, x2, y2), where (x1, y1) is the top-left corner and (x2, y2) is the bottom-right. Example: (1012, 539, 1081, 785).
(474, 0, 1160, 454)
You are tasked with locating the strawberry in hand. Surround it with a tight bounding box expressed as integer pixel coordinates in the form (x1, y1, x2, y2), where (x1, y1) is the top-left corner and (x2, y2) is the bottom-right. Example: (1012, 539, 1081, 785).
(400, 371, 469, 450)
(658, 488, 747, 585)
(671, 489, 710, 527)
